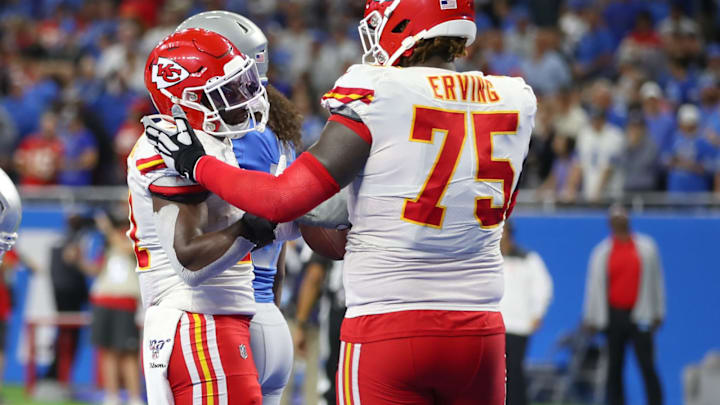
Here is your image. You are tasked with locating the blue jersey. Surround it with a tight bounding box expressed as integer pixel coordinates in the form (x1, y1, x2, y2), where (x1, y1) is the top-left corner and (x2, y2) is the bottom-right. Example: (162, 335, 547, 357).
(233, 128, 297, 303)
(666, 133, 717, 192)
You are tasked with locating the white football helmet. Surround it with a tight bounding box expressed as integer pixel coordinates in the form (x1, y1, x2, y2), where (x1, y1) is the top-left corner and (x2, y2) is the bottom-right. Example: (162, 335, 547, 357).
(0, 169, 21, 263)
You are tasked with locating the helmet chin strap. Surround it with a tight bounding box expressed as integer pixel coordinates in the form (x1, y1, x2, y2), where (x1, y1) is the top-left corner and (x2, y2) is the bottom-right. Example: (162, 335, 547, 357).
(216, 94, 269, 139)
(385, 31, 427, 67)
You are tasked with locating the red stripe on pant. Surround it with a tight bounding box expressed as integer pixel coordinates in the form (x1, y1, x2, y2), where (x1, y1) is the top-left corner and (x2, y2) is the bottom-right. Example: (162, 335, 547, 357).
(168, 315, 195, 405)
(187, 314, 207, 403)
(337, 342, 357, 405)
(167, 313, 262, 405)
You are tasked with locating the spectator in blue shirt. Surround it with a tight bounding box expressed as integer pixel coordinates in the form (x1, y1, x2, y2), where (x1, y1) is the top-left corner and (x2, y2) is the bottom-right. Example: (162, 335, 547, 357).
(75, 0, 119, 57)
(618, 112, 659, 193)
(664, 61, 700, 106)
(520, 29, 571, 96)
(70, 55, 104, 108)
(484, 29, 522, 77)
(697, 78, 720, 130)
(58, 112, 98, 186)
(91, 73, 141, 138)
(589, 79, 627, 128)
(0, 0, 33, 19)
(701, 44, 720, 83)
(640, 82, 676, 156)
(603, 0, 645, 45)
(2, 77, 59, 137)
(574, 6, 616, 79)
(665, 104, 717, 192)
(715, 156, 720, 194)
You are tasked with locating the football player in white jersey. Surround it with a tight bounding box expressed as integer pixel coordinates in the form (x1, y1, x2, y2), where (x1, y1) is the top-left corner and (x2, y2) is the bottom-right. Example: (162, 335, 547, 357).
(144, 1, 537, 403)
(176, 11, 303, 405)
(129, 28, 279, 405)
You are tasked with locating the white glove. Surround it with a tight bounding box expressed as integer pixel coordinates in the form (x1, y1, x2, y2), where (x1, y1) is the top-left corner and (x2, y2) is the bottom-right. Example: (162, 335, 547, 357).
(141, 105, 207, 181)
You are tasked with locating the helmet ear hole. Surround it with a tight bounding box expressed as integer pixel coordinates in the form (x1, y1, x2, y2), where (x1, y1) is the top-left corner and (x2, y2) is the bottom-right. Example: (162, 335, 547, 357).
(186, 91, 199, 102)
(392, 19, 410, 33)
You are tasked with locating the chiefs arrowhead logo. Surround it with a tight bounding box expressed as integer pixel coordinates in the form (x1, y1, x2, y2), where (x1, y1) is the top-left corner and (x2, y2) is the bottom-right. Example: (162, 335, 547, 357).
(151, 57, 190, 90)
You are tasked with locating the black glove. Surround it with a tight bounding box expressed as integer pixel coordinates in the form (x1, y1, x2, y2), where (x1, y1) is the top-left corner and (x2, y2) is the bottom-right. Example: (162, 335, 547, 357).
(240, 213, 277, 249)
(142, 105, 207, 182)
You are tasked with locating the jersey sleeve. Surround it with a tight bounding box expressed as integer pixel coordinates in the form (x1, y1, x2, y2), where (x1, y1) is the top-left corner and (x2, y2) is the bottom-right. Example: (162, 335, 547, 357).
(130, 139, 209, 204)
(149, 175, 208, 202)
(511, 76, 537, 124)
(321, 65, 377, 145)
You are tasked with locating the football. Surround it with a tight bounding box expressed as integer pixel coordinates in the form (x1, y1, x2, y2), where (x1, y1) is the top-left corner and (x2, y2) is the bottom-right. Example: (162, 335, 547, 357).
(299, 225, 349, 260)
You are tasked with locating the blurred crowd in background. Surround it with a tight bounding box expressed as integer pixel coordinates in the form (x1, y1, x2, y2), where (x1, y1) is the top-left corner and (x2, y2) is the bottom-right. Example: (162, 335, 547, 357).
(0, 1, 718, 404)
(0, 0, 719, 201)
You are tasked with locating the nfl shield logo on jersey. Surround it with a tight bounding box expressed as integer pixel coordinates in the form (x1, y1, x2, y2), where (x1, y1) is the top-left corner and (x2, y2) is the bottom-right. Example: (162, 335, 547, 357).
(440, 0, 457, 9)
(149, 338, 171, 360)
(239, 344, 248, 359)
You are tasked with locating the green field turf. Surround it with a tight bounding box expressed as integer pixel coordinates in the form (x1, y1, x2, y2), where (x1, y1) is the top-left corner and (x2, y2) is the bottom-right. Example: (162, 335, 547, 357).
(1, 386, 88, 405)
(0, 385, 584, 405)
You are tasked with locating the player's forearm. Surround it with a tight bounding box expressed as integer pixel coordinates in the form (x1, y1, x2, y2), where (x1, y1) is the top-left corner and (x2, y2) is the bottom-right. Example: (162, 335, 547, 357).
(295, 263, 326, 324)
(175, 220, 247, 271)
(195, 153, 340, 223)
(154, 204, 256, 287)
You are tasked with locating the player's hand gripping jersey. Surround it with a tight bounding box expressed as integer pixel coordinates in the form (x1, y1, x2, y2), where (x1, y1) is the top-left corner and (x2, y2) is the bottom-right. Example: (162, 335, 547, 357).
(127, 120, 256, 316)
(322, 64, 537, 318)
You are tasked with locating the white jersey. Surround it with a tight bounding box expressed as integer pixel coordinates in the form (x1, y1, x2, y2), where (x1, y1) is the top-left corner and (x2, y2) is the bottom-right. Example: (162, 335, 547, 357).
(127, 122, 255, 315)
(322, 64, 536, 318)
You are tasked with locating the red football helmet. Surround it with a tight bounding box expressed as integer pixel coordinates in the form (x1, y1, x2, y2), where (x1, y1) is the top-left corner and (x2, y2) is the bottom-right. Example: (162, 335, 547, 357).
(144, 28, 269, 139)
(359, 0, 476, 66)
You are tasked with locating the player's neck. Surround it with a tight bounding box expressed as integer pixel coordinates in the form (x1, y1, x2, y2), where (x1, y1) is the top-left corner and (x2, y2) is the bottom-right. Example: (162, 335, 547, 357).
(613, 231, 631, 241)
(411, 56, 456, 70)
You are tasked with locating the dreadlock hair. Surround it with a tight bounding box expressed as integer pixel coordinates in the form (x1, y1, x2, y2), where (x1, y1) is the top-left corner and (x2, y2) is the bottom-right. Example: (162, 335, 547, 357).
(396, 36, 467, 67)
(266, 84, 303, 149)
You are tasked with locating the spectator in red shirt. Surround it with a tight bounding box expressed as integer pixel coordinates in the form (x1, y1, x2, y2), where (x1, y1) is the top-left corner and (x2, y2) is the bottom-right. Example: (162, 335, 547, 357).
(618, 11, 664, 78)
(13, 111, 63, 186)
(113, 99, 151, 181)
(583, 205, 665, 405)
